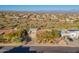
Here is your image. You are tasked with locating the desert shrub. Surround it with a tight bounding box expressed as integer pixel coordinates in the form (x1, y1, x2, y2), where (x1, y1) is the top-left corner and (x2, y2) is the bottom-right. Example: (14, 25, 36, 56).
(2, 30, 23, 43)
(36, 30, 52, 43)
(36, 29, 61, 43)
(0, 34, 3, 39)
(0, 34, 4, 42)
(3, 33, 16, 43)
(51, 29, 61, 38)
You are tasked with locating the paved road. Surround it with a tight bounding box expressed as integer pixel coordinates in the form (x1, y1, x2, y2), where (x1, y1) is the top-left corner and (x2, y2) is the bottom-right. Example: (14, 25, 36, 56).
(0, 46, 37, 53)
(0, 46, 79, 53)
(0, 46, 14, 53)
(30, 46, 79, 53)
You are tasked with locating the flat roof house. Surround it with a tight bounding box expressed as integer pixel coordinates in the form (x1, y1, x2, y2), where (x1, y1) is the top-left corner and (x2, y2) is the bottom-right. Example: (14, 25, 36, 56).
(60, 30, 79, 40)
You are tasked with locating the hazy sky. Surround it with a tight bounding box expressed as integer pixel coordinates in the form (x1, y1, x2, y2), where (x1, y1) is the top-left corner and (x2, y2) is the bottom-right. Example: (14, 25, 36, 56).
(0, 5, 79, 11)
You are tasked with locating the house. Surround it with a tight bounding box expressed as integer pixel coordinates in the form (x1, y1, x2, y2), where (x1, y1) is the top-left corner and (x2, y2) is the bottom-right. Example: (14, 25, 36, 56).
(60, 30, 79, 40)
(28, 28, 37, 39)
(0, 29, 17, 35)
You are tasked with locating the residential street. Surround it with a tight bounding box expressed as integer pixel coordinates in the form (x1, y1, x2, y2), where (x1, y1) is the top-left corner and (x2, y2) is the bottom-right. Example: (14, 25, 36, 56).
(0, 46, 79, 53)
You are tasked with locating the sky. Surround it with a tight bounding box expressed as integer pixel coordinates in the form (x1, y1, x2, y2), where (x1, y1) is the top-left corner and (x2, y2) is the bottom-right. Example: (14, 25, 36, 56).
(0, 5, 79, 12)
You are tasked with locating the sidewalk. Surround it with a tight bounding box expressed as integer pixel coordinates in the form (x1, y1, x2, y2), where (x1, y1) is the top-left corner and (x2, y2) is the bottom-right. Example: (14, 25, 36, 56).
(0, 43, 79, 47)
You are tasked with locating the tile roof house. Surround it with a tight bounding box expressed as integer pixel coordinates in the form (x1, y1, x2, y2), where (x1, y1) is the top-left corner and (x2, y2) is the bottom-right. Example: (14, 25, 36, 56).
(0, 29, 16, 35)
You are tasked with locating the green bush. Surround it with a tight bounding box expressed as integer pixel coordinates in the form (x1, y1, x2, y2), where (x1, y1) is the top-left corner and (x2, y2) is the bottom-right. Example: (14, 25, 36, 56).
(2, 30, 23, 43)
(51, 29, 61, 38)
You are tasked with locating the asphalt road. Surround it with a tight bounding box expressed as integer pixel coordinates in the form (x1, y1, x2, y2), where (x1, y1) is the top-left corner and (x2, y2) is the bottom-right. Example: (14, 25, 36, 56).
(0, 46, 79, 53)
